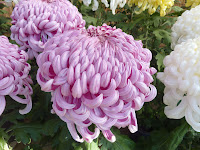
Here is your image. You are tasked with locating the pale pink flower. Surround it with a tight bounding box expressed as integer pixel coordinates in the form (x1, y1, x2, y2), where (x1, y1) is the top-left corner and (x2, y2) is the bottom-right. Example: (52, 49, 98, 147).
(37, 24, 157, 143)
(11, 0, 85, 59)
(0, 36, 33, 116)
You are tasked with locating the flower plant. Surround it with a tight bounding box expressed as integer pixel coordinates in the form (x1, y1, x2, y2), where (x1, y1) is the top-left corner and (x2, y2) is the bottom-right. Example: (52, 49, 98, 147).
(0, 0, 200, 149)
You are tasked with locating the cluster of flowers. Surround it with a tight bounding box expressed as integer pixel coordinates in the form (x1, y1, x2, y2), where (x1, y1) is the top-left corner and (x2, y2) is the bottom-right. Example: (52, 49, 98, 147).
(80, 0, 200, 16)
(81, 0, 175, 16)
(0, 0, 85, 121)
(128, 0, 175, 16)
(82, 0, 126, 15)
(5, 0, 200, 16)
(1, 0, 157, 143)
(158, 5, 200, 132)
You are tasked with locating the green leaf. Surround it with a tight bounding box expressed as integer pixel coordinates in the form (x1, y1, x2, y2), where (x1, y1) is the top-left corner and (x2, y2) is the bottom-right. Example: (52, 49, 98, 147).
(73, 142, 84, 150)
(0, 3, 5, 9)
(83, 16, 98, 26)
(106, 13, 128, 22)
(117, 17, 143, 31)
(11, 123, 42, 144)
(0, 129, 8, 140)
(43, 118, 64, 136)
(99, 129, 135, 150)
(85, 141, 100, 150)
(57, 140, 75, 150)
(14, 129, 30, 144)
(155, 52, 165, 71)
(59, 126, 72, 143)
(0, 9, 8, 14)
(172, 6, 183, 12)
(80, 4, 93, 15)
(0, 137, 12, 150)
(135, 122, 190, 150)
(153, 16, 161, 28)
(153, 122, 190, 150)
(73, 140, 100, 150)
(153, 29, 171, 44)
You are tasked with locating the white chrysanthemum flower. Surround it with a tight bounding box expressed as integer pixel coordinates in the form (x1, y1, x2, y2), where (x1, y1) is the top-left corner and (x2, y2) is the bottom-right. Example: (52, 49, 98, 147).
(82, 0, 126, 14)
(157, 37, 200, 132)
(171, 5, 200, 49)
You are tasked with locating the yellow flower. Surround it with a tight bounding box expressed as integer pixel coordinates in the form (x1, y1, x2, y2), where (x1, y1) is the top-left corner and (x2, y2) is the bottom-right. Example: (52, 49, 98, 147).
(186, 0, 200, 8)
(128, 0, 175, 16)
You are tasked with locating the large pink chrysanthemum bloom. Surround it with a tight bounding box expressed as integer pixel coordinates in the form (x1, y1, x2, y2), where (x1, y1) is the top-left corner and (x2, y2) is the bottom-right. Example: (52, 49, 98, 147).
(37, 24, 157, 143)
(10, 0, 85, 59)
(0, 36, 33, 116)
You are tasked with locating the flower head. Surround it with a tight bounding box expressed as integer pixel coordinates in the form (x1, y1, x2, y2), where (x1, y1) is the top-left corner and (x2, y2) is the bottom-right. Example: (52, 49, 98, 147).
(128, 0, 175, 16)
(11, 0, 85, 59)
(157, 37, 200, 132)
(37, 24, 157, 143)
(0, 36, 33, 116)
(171, 5, 200, 49)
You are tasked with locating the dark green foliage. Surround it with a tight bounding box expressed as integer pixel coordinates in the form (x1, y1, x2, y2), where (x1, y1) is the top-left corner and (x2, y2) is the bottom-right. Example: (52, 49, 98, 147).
(0, 3, 11, 36)
(99, 129, 135, 150)
(0, 1, 199, 150)
(135, 121, 190, 150)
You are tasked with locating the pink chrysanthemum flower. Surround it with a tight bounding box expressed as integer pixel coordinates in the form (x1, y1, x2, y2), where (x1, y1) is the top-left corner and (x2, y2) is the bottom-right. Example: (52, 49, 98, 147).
(0, 36, 33, 116)
(10, 0, 85, 59)
(37, 24, 157, 143)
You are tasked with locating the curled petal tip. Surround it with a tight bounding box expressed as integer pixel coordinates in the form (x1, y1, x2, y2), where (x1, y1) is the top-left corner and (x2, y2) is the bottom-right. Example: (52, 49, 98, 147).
(102, 130, 116, 142)
(110, 135, 116, 143)
(41, 79, 54, 92)
(0, 96, 6, 116)
(75, 138, 84, 143)
(128, 125, 138, 133)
